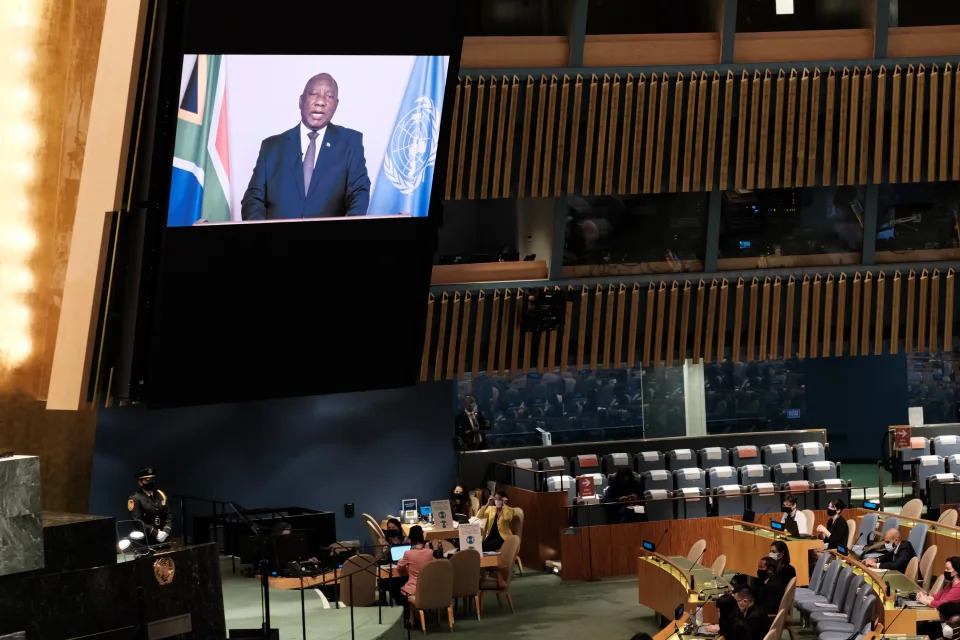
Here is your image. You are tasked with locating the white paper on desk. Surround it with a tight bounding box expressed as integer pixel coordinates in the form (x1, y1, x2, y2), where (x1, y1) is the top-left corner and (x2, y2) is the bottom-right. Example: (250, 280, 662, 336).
(431, 500, 452, 529)
(459, 522, 483, 553)
(909, 407, 924, 427)
(631, 506, 645, 514)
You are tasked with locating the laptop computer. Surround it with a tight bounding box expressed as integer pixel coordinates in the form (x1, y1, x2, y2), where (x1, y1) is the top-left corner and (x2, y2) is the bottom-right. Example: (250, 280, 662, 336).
(390, 544, 411, 563)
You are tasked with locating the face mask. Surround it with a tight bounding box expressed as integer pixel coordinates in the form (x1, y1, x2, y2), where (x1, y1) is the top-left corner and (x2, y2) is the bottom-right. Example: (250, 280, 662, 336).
(757, 570, 768, 580)
(884, 542, 895, 552)
(141, 481, 155, 491)
(826, 508, 837, 517)
(470, 403, 477, 412)
(769, 552, 780, 560)
(495, 499, 503, 508)
(943, 624, 953, 638)
(946, 570, 955, 581)
(782, 506, 792, 513)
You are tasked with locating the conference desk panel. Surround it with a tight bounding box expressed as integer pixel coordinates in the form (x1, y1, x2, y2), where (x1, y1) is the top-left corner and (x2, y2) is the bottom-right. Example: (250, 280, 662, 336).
(637, 556, 720, 623)
(723, 524, 824, 586)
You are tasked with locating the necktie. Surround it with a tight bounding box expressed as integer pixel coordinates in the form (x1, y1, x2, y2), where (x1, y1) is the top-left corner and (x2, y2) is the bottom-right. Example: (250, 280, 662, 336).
(303, 130, 318, 194)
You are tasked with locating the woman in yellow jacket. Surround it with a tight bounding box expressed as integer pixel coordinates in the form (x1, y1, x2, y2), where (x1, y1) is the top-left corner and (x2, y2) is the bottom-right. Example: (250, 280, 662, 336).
(477, 489, 515, 552)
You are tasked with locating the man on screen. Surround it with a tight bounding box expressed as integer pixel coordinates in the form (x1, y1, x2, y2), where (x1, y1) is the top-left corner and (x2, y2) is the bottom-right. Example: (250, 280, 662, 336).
(241, 72, 370, 220)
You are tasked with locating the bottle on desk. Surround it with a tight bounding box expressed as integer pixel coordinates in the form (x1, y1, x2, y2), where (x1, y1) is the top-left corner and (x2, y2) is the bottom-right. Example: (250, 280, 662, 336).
(895, 589, 903, 608)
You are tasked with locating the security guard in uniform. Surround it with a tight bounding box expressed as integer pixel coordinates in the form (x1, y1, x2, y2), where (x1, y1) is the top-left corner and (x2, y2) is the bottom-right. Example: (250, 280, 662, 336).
(128, 468, 172, 544)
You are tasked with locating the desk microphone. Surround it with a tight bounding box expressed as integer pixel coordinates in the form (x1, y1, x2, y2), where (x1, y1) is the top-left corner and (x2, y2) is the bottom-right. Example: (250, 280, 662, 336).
(879, 603, 909, 640)
(654, 528, 670, 553)
(877, 568, 891, 596)
(690, 546, 707, 591)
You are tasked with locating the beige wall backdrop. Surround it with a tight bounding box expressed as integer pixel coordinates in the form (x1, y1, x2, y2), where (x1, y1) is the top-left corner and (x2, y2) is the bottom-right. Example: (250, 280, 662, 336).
(0, 0, 107, 512)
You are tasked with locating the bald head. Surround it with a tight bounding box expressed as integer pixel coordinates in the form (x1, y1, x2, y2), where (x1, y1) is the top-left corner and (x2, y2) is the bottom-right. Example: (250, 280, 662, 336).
(884, 528, 901, 545)
(299, 73, 339, 130)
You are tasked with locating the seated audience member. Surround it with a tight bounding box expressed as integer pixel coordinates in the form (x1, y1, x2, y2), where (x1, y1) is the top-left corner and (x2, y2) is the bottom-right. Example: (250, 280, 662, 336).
(477, 489, 515, 552)
(780, 494, 810, 535)
(938, 602, 960, 640)
(918, 557, 960, 607)
(381, 517, 408, 547)
(863, 528, 916, 572)
(450, 484, 475, 518)
(815, 500, 849, 550)
(735, 585, 770, 640)
(755, 557, 789, 618)
(769, 540, 797, 581)
(703, 594, 750, 640)
(394, 525, 435, 624)
(602, 468, 643, 524)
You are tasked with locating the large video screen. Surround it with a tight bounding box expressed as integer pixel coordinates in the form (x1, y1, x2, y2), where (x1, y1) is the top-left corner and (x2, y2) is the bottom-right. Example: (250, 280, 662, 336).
(168, 54, 450, 227)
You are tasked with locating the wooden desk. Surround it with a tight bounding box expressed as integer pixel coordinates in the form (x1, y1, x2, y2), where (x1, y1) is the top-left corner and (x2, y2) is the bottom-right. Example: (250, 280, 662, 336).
(380, 521, 463, 541)
(263, 554, 500, 590)
(722, 520, 824, 586)
(637, 553, 723, 623)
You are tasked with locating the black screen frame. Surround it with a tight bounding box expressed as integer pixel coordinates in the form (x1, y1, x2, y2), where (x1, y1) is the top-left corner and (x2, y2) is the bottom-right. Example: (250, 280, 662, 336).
(129, 0, 464, 406)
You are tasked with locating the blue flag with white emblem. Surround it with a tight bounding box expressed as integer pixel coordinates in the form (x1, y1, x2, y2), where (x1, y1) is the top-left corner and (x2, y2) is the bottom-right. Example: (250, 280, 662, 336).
(368, 56, 448, 217)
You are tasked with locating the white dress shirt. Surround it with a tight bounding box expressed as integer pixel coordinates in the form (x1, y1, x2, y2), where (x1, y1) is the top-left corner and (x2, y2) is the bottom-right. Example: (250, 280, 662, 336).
(300, 122, 327, 167)
(780, 508, 810, 535)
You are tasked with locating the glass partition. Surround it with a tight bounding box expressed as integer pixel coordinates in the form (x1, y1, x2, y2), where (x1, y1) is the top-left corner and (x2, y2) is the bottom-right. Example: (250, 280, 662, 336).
(704, 359, 806, 433)
(875, 182, 960, 264)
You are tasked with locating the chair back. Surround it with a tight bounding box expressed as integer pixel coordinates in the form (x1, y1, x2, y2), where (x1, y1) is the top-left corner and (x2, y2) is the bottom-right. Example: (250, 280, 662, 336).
(365, 519, 384, 548)
(470, 495, 480, 515)
(939, 509, 959, 527)
(855, 512, 879, 546)
(363, 513, 383, 536)
(904, 556, 920, 583)
(830, 567, 854, 608)
(880, 516, 899, 536)
(496, 535, 521, 588)
(852, 593, 878, 631)
(413, 559, 455, 610)
(920, 544, 938, 590)
(802, 509, 816, 532)
(711, 554, 727, 576)
(341, 554, 378, 607)
(510, 507, 525, 537)
(908, 522, 929, 558)
(768, 609, 786, 640)
(846, 519, 856, 548)
(901, 498, 924, 520)
(686, 539, 707, 564)
(932, 574, 946, 594)
(450, 549, 482, 598)
(840, 575, 865, 614)
(817, 559, 843, 598)
(809, 551, 831, 592)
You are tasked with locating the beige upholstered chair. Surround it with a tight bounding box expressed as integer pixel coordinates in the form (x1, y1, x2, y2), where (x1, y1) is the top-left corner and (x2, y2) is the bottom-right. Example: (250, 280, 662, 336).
(931, 574, 946, 595)
(470, 495, 481, 516)
(778, 577, 798, 640)
(480, 534, 520, 615)
(408, 559, 455, 634)
(434, 539, 456, 555)
(904, 556, 920, 583)
(711, 554, 727, 576)
(920, 544, 939, 591)
(451, 549, 482, 621)
(510, 507, 525, 575)
(802, 510, 816, 533)
(340, 554, 378, 607)
(939, 509, 958, 527)
(846, 519, 856, 548)
(686, 539, 707, 564)
(768, 609, 786, 640)
(901, 499, 924, 520)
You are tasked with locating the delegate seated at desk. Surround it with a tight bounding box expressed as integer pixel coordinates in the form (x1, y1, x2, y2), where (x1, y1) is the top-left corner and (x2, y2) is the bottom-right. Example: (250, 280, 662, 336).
(702, 593, 751, 640)
(918, 557, 960, 607)
(477, 490, 515, 552)
(937, 602, 960, 640)
(602, 469, 643, 524)
(756, 556, 790, 620)
(815, 500, 849, 550)
(863, 528, 915, 572)
(779, 494, 810, 535)
(736, 585, 770, 640)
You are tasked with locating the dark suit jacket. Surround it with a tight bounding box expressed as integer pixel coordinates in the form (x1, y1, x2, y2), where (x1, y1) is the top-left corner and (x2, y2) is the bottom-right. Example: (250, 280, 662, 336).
(742, 604, 771, 640)
(825, 515, 850, 550)
(877, 542, 917, 572)
(757, 571, 790, 618)
(241, 123, 369, 220)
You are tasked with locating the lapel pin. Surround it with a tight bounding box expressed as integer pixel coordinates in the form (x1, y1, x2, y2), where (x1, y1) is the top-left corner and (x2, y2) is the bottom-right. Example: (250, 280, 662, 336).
(326, 142, 331, 148)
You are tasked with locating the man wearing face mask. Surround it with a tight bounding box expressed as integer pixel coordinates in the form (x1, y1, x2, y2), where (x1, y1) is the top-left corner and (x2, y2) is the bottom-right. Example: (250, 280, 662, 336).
(735, 585, 770, 640)
(455, 395, 490, 451)
(754, 557, 789, 621)
(937, 602, 960, 640)
(863, 528, 915, 572)
(476, 489, 515, 552)
(779, 494, 810, 535)
(128, 468, 172, 544)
